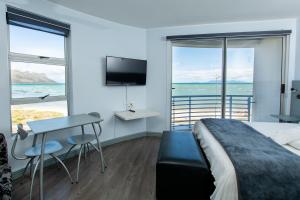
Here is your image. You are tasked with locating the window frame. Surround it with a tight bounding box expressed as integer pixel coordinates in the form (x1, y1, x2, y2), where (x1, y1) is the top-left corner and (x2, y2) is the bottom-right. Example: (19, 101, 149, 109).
(8, 24, 71, 133)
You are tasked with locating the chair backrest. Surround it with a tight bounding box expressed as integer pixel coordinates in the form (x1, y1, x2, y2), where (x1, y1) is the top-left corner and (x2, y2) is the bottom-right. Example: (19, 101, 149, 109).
(88, 112, 100, 118)
(11, 124, 29, 160)
(88, 112, 103, 136)
(17, 124, 29, 140)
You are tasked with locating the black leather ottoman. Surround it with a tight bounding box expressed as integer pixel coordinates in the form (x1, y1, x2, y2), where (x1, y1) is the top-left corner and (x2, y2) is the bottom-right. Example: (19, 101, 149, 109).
(156, 131, 214, 200)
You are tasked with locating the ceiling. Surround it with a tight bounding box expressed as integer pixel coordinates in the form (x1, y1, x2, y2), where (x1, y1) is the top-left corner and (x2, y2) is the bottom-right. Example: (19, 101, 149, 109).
(49, 0, 300, 28)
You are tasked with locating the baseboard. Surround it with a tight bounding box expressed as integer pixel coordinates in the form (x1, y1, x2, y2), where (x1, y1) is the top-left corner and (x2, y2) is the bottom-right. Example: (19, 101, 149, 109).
(12, 131, 160, 180)
(101, 131, 147, 147)
(147, 132, 162, 137)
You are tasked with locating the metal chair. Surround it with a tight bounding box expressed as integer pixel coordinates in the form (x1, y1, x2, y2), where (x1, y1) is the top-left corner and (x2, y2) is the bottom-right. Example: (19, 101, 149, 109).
(65, 112, 107, 182)
(11, 124, 73, 200)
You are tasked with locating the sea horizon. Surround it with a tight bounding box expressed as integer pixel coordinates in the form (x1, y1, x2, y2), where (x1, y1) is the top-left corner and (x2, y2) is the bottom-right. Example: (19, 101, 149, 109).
(12, 83, 66, 98)
(11, 82, 253, 98)
(172, 82, 253, 96)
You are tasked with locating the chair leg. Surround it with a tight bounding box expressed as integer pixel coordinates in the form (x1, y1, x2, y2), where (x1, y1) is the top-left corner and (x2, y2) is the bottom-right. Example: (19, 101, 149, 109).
(23, 157, 34, 178)
(92, 124, 106, 172)
(84, 144, 87, 159)
(30, 157, 40, 200)
(50, 154, 73, 183)
(88, 142, 107, 172)
(64, 144, 76, 161)
(76, 145, 84, 183)
(87, 143, 90, 153)
(98, 143, 107, 169)
(29, 157, 35, 178)
(88, 142, 99, 152)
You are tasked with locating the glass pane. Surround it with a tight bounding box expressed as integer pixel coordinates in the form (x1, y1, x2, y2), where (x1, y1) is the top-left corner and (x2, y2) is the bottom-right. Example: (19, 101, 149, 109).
(171, 40, 223, 131)
(226, 37, 282, 122)
(9, 25, 65, 58)
(225, 43, 254, 121)
(11, 100, 67, 133)
(11, 62, 66, 98)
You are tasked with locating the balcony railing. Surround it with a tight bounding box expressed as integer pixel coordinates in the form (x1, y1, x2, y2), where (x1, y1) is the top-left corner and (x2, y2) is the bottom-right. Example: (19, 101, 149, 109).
(171, 94, 253, 130)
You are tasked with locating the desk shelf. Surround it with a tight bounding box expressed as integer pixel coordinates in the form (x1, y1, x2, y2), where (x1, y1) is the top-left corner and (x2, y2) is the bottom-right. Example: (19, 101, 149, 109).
(115, 110, 160, 121)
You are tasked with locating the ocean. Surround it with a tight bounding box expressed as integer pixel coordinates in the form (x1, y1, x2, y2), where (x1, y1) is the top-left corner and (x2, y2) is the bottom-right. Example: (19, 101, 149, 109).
(11, 83, 253, 98)
(172, 83, 253, 96)
(12, 83, 65, 98)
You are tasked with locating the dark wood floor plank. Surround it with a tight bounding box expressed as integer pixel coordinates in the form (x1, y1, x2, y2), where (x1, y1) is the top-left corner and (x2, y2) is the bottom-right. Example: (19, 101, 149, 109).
(12, 137, 160, 200)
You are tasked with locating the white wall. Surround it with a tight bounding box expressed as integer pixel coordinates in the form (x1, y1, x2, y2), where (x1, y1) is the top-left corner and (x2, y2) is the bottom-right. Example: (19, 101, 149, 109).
(0, 0, 147, 172)
(295, 19, 300, 79)
(146, 19, 297, 133)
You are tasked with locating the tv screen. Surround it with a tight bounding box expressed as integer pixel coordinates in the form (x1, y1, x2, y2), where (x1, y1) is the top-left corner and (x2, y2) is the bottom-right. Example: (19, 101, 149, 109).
(106, 56, 147, 86)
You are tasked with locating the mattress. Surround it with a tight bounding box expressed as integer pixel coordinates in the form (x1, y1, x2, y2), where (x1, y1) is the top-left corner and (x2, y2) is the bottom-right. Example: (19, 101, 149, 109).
(193, 121, 300, 200)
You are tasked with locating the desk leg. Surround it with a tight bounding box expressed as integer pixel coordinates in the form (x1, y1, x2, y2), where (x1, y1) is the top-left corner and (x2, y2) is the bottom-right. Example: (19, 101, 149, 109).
(39, 133, 46, 200)
(81, 125, 85, 135)
(92, 124, 105, 173)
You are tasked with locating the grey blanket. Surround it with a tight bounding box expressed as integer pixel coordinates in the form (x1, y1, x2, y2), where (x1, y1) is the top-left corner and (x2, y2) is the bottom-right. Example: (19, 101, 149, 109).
(201, 118, 300, 200)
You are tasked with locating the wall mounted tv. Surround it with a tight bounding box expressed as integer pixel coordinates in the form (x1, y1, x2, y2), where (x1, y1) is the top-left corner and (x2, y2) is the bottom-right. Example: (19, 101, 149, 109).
(106, 56, 147, 86)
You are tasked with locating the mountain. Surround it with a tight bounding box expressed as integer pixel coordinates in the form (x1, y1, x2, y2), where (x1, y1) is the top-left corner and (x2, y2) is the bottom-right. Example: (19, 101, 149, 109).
(206, 80, 251, 84)
(11, 70, 57, 84)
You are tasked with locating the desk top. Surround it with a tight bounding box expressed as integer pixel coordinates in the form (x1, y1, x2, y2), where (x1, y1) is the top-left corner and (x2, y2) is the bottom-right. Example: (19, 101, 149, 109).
(27, 114, 103, 134)
(271, 114, 300, 123)
(115, 109, 160, 121)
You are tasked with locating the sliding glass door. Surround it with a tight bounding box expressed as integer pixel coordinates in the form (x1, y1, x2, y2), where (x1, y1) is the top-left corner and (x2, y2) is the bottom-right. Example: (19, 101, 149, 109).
(225, 37, 284, 121)
(225, 39, 255, 121)
(171, 36, 288, 131)
(171, 40, 223, 130)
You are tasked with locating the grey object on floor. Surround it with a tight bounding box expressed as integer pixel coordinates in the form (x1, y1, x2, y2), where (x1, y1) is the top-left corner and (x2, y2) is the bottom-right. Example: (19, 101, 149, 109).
(201, 118, 300, 200)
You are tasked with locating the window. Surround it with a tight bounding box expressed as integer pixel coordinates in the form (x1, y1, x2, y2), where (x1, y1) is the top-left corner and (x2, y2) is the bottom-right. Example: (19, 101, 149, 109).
(9, 25, 69, 133)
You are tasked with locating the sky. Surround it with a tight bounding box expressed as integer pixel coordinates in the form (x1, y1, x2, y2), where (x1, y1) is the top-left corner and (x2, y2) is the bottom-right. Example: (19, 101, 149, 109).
(172, 46, 254, 83)
(9, 25, 66, 83)
(9, 25, 254, 84)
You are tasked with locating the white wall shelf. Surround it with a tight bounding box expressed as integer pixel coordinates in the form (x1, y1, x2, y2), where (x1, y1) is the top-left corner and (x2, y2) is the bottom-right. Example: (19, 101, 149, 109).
(115, 109, 160, 121)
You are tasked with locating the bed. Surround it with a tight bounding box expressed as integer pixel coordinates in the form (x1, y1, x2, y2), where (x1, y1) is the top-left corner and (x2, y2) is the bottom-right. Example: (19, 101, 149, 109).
(193, 120, 300, 200)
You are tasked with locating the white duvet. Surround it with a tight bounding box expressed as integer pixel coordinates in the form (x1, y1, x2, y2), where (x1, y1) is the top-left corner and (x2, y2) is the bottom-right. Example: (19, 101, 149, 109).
(193, 121, 300, 200)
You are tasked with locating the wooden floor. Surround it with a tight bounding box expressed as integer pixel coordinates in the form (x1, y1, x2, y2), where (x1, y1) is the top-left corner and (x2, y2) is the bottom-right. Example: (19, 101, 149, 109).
(12, 137, 161, 200)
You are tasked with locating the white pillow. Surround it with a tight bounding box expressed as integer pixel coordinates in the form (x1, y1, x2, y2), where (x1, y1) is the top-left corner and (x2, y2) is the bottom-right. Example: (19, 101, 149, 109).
(271, 127, 300, 145)
(288, 140, 300, 150)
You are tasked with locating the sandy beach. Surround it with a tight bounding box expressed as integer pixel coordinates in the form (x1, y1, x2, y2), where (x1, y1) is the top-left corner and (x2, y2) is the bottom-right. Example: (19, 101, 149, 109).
(11, 101, 67, 132)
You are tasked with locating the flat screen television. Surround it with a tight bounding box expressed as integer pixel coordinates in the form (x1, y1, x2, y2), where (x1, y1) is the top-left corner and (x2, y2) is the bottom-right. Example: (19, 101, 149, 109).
(106, 56, 147, 86)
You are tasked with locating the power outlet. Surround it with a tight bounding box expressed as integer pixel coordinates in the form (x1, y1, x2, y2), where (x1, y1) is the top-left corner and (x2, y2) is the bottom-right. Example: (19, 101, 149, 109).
(128, 102, 134, 110)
